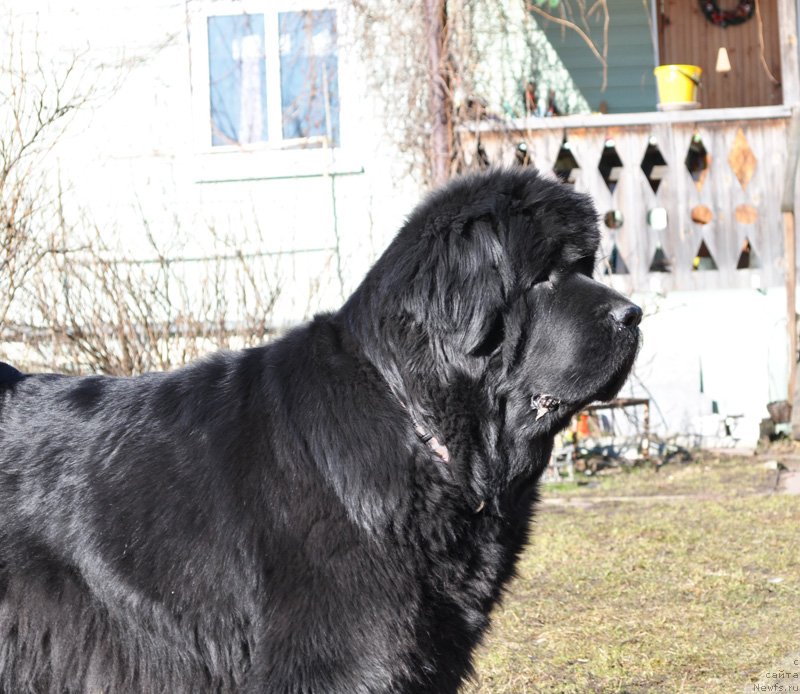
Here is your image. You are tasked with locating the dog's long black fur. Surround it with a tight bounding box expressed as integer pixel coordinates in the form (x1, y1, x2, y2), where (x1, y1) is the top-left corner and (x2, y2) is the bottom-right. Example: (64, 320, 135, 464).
(0, 169, 641, 693)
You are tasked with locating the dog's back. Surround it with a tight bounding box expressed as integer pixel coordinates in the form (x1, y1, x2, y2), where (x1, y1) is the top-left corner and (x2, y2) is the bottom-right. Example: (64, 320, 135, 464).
(0, 362, 24, 387)
(0, 362, 25, 415)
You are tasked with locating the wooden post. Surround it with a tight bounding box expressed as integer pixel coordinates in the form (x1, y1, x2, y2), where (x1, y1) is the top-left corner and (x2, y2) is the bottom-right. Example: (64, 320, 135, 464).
(777, 0, 800, 106)
(422, 0, 451, 187)
(778, 0, 800, 434)
(786, 210, 797, 402)
(784, 108, 800, 437)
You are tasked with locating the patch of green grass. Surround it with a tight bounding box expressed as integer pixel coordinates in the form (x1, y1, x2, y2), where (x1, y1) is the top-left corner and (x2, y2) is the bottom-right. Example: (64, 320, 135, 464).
(559, 455, 774, 499)
(542, 480, 583, 494)
(463, 457, 800, 693)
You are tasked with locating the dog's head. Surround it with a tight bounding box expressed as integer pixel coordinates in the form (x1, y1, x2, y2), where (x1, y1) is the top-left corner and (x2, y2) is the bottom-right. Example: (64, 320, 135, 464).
(343, 169, 641, 477)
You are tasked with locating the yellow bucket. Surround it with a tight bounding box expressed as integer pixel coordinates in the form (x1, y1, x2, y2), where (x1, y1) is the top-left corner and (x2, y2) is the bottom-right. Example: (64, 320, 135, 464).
(654, 64, 702, 105)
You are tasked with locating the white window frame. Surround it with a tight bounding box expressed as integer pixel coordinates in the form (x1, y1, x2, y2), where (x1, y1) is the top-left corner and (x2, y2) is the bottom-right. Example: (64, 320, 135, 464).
(189, 0, 353, 178)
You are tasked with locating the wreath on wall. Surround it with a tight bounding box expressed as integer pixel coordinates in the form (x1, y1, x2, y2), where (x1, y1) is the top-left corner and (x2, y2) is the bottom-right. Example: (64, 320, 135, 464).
(699, 0, 755, 27)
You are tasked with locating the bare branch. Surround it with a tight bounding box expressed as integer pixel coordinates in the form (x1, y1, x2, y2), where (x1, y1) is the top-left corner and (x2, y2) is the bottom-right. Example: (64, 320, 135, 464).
(527, 2, 609, 91)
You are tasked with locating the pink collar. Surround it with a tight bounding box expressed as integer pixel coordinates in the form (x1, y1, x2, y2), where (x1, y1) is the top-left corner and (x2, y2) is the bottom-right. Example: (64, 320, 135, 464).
(413, 423, 450, 463)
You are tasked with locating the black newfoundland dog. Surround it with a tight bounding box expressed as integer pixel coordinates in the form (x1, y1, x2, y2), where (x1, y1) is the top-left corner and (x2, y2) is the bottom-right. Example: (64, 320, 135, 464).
(0, 169, 641, 693)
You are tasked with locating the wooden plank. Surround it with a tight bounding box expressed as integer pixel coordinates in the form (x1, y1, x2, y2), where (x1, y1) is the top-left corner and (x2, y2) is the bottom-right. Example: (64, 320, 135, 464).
(649, 123, 678, 292)
(701, 122, 733, 287)
(462, 105, 791, 133)
(785, 211, 797, 401)
(782, 109, 800, 417)
(777, 0, 800, 105)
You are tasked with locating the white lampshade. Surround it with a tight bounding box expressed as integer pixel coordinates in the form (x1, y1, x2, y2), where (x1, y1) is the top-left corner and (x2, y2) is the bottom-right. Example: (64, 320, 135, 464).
(716, 46, 731, 73)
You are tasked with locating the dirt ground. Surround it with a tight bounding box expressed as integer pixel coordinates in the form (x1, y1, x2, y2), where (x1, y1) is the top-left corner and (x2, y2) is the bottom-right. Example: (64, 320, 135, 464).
(780, 468, 800, 494)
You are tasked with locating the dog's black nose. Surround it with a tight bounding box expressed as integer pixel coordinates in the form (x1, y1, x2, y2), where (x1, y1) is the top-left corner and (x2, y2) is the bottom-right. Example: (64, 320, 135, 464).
(610, 303, 642, 328)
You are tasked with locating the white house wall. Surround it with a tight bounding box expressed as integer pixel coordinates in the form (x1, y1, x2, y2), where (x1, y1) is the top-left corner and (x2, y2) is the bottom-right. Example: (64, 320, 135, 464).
(620, 288, 790, 448)
(5, 0, 420, 328)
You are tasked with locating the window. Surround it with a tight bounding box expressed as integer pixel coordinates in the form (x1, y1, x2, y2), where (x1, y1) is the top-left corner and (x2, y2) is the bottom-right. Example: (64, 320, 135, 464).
(208, 14, 269, 146)
(206, 8, 340, 148)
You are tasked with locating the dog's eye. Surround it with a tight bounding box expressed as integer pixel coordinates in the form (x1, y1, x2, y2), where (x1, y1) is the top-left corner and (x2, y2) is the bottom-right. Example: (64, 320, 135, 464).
(576, 256, 597, 276)
(470, 312, 505, 357)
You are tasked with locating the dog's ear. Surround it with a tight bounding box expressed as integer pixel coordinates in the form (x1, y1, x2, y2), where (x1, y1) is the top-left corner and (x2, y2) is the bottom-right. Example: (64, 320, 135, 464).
(469, 310, 505, 357)
(401, 217, 513, 355)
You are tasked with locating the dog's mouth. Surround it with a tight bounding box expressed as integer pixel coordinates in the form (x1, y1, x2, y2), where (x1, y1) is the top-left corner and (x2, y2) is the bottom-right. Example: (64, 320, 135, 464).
(530, 363, 637, 423)
(528, 340, 640, 424)
(530, 393, 562, 420)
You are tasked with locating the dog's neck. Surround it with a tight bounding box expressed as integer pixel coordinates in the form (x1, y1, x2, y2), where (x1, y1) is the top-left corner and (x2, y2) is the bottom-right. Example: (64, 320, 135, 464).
(335, 315, 488, 512)
(386, 383, 448, 461)
(391, 389, 491, 514)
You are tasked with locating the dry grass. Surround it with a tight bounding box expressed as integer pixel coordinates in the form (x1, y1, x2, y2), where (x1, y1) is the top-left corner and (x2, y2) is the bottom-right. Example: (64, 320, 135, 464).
(463, 455, 800, 693)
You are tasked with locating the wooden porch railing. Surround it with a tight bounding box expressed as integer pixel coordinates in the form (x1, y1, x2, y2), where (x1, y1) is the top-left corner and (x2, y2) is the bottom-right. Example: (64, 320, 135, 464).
(462, 105, 793, 294)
